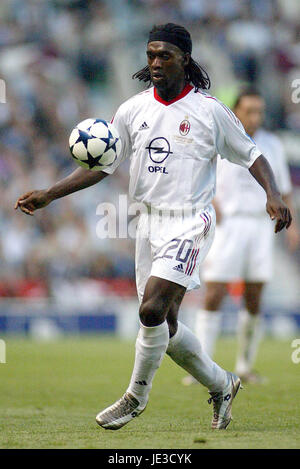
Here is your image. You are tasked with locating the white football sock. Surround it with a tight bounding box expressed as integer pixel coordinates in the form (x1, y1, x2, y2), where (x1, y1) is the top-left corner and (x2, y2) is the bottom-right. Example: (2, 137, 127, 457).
(167, 321, 228, 392)
(235, 309, 262, 375)
(195, 309, 222, 358)
(127, 320, 169, 408)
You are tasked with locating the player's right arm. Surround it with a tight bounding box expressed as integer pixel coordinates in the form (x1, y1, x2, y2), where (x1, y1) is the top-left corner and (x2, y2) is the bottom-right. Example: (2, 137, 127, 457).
(14, 168, 108, 216)
(15, 100, 132, 216)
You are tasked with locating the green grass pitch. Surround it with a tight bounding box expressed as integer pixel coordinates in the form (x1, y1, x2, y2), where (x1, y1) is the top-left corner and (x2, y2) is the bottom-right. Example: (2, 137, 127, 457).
(0, 336, 299, 449)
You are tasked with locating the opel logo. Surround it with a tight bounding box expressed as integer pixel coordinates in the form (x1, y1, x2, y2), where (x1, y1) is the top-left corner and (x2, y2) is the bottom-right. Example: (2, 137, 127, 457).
(145, 137, 173, 164)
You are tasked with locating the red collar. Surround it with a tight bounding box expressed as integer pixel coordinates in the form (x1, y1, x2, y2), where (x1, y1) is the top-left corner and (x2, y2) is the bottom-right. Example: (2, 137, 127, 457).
(154, 83, 193, 106)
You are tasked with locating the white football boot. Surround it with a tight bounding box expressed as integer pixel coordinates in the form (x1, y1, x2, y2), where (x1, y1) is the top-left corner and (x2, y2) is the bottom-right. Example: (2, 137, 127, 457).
(208, 371, 242, 429)
(96, 393, 146, 430)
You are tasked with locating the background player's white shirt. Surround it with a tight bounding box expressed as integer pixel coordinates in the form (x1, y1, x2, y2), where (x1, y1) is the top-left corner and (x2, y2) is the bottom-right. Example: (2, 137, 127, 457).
(103, 85, 262, 211)
(215, 128, 292, 217)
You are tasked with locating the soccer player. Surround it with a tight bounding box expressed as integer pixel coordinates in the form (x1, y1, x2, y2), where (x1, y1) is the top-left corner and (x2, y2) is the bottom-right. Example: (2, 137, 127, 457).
(15, 24, 292, 430)
(186, 89, 299, 385)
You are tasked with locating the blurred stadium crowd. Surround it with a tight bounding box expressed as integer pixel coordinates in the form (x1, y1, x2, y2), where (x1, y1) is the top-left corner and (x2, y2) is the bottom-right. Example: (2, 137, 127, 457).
(0, 0, 300, 303)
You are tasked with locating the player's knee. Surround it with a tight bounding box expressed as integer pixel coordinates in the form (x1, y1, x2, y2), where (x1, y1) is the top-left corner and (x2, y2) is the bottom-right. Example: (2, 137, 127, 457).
(244, 284, 264, 315)
(204, 289, 219, 310)
(244, 300, 260, 316)
(205, 284, 226, 310)
(139, 299, 166, 326)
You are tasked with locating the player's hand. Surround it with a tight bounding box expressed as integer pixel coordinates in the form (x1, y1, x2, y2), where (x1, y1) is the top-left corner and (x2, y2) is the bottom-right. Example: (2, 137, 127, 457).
(266, 194, 292, 233)
(14, 190, 52, 216)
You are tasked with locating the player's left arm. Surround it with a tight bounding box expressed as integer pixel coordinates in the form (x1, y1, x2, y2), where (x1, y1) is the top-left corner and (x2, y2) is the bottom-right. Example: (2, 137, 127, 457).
(249, 155, 292, 233)
(211, 100, 292, 232)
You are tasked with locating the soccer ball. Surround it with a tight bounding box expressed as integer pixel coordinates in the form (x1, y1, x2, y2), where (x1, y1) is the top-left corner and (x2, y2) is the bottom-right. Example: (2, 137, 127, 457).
(69, 118, 121, 171)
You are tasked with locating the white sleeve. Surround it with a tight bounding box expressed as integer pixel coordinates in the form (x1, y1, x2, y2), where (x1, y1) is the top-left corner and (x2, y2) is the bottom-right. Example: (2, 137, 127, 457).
(211, 99, 262, 168)
(101, 102, 132, 175)
(274, 139, 292, 196)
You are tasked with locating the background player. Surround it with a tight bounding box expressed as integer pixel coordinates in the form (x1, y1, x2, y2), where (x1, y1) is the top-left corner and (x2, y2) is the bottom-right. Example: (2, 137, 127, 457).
(185, 88, 299, 385)
(15, 24, 292, 430)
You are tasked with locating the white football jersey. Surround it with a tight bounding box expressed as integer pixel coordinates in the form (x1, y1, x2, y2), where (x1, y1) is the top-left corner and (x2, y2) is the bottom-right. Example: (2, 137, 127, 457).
(214, 128, 292, 217)
(102, 84, 262, 211)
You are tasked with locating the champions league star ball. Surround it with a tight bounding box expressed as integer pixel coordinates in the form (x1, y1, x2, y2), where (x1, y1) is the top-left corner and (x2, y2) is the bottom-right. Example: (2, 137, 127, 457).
(69, 118, 121, 170)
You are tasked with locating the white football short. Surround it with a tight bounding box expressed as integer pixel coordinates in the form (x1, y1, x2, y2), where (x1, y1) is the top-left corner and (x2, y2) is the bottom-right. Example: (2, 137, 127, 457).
(135, 205, 216, 303)
(202, 214, 274, 283)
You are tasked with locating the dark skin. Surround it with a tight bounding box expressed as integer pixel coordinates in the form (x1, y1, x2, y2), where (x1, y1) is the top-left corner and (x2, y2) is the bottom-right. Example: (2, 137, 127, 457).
(147, 42, 190, 101)
(15, 42, 292, 337)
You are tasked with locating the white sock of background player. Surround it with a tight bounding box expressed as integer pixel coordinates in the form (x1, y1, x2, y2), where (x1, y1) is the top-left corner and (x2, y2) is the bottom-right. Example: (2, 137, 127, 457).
(126, 321, 169, 408)
(195, 309, 222, 358)
(167, 321, 228, 392)
(235, 309, 263, 376)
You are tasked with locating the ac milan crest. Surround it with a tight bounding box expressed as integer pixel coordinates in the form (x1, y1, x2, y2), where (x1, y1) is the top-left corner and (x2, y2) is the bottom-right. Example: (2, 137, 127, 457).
(179, 119, 190, 136)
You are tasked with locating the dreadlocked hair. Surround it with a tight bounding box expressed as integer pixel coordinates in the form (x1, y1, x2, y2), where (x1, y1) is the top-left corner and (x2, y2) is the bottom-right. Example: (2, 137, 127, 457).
(132, 24, 211, 91)
(184, 57, 210, 91)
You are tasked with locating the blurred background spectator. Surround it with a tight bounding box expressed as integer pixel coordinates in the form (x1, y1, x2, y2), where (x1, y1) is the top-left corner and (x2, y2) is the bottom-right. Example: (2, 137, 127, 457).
(0, 0, 299, 319)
